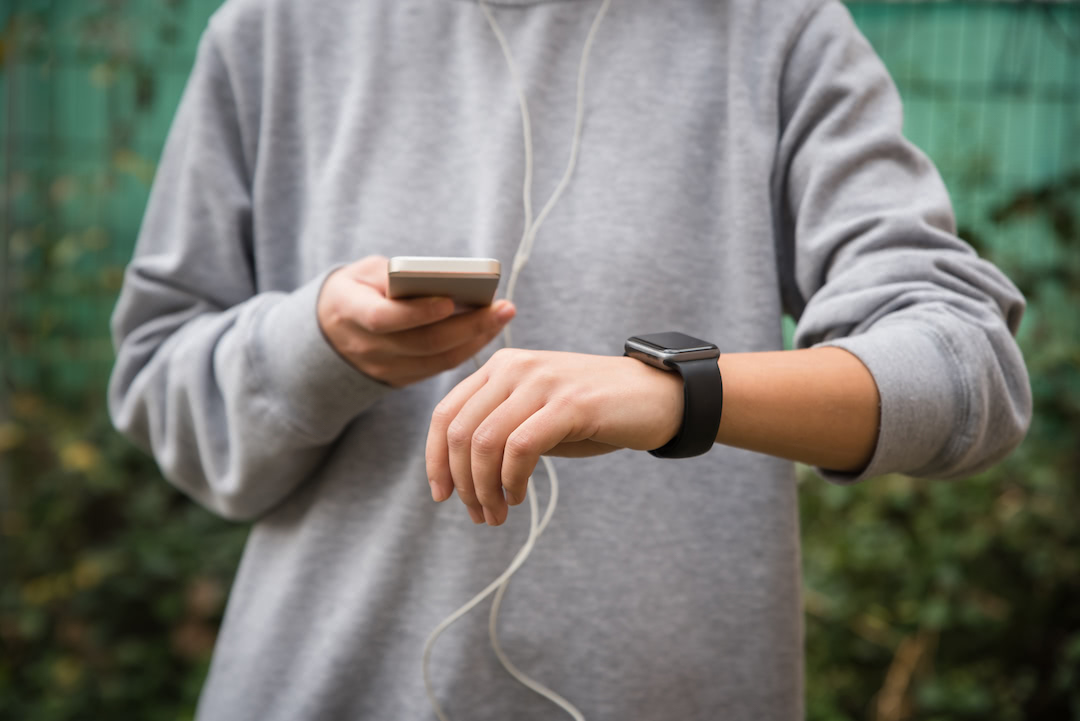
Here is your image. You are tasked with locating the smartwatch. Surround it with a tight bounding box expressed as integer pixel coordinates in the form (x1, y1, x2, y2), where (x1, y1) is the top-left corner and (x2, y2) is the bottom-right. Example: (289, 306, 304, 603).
(624, 332, 723, 459)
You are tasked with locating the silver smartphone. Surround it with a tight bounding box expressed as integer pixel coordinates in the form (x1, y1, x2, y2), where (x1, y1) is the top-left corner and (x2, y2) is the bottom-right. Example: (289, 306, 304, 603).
(387, 256, 501, 308)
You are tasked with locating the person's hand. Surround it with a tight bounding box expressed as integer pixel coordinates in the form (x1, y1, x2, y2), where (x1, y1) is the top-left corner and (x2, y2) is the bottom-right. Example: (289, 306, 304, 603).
(425, 349, 685, 525)
(317, 255, 516, 388)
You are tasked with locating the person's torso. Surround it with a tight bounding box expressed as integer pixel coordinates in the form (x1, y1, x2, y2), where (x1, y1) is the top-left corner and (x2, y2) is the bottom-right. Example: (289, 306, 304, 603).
(197, 0, 820, 718)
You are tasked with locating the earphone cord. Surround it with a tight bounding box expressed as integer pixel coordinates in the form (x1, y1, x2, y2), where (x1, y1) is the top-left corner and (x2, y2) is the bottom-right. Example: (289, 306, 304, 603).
(421, 1, 613, 720)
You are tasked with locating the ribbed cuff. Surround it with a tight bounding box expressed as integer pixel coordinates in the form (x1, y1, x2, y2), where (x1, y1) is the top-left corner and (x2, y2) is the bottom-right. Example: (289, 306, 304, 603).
(814, 321, 962, 484)
(251, 269, 394, 440)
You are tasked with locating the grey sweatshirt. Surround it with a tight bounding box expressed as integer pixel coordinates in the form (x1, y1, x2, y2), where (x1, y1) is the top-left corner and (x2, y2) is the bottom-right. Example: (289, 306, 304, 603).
(108, 0, 1031, 719)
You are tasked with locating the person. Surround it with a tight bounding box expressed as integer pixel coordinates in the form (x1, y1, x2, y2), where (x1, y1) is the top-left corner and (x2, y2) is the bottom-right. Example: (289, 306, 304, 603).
(108, 0, 1032, 718)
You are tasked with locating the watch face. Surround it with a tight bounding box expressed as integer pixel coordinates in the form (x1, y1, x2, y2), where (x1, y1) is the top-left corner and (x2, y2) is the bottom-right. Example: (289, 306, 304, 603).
(624, 332, 720, 369)
(630, 332, 716, 354)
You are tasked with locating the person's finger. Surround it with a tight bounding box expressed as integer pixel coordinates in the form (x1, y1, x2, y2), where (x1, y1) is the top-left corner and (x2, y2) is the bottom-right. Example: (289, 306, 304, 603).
(379, 321, 510, 387)
(501, 399, 583, 505)
(469, 390, 545, 525)
(382, 301, 515, 357)
(426, 370, 489, 519)
(444, 379, 515, 525)
(348, 255, 390, 294)
(341, 285, 457, 334)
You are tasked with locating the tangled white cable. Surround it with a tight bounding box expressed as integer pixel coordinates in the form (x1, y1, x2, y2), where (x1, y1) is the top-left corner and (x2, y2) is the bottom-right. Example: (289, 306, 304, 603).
(421, 1, 613, 719)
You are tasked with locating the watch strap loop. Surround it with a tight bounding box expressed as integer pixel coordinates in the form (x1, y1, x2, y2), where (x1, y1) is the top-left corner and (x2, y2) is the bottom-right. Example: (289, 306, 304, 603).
(648, 357, 723, 459)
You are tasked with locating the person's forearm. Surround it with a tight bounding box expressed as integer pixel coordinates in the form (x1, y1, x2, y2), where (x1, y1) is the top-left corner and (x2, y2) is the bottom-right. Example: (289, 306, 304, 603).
(715, 347, 881, 473)
(426, 347, 882, 524)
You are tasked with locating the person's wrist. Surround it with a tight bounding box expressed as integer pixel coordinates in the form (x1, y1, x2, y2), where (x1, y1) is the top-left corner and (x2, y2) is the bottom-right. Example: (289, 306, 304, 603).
(617, 355, 684, 452)
(315, 266, 351, 358)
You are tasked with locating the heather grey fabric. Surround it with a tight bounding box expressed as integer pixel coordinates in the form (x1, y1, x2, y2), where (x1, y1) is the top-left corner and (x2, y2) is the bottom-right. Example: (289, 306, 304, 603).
(108, 0, 1031, 718)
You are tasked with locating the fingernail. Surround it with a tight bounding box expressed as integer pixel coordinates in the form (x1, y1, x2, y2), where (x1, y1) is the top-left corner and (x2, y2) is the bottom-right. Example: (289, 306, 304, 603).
(468, 507, 485, 524)
(495, 303, 515, 322)
(429, 480, 445, 502)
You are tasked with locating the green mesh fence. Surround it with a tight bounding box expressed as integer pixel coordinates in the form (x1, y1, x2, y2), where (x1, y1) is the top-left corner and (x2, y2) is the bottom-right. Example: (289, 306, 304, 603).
(1, 1, 1078, 400)
(1, 0, 223, 400)
(849, 2, 1079, 287)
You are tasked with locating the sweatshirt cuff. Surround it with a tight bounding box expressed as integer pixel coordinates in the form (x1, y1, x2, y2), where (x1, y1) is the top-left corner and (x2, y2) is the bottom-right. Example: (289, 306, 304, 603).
(251, 269, 394, 439)
(813, 322, 962, 484)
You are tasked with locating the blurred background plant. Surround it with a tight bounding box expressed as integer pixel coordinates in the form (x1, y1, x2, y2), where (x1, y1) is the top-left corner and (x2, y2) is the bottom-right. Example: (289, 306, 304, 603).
(0, 1, 1077, 720)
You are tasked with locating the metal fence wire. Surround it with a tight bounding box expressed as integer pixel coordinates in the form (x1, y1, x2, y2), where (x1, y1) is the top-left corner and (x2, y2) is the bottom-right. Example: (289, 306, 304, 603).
(1, 0, 1078, 402)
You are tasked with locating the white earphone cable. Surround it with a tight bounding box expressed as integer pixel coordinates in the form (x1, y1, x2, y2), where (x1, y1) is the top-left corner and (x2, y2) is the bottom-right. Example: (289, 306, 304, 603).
(422, 1, 613, 719)
(490, 0, 614, 339)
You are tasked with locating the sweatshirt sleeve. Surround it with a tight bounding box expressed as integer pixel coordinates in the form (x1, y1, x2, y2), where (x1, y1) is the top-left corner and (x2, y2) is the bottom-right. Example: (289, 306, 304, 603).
(107, 27, 393, 521)
(772, 1, 1032, 483)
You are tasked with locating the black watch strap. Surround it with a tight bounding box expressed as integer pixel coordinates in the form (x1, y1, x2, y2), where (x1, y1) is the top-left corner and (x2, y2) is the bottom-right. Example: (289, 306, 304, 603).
(648, 356, 723, 459)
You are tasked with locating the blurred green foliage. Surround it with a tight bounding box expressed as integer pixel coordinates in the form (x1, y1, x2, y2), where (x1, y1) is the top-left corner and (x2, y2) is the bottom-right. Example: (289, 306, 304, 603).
(1, 1, 1078, 720)
(2, 1, 247, 718)
(0, 397, 247, 721)
(801, 173, 1080, 721)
